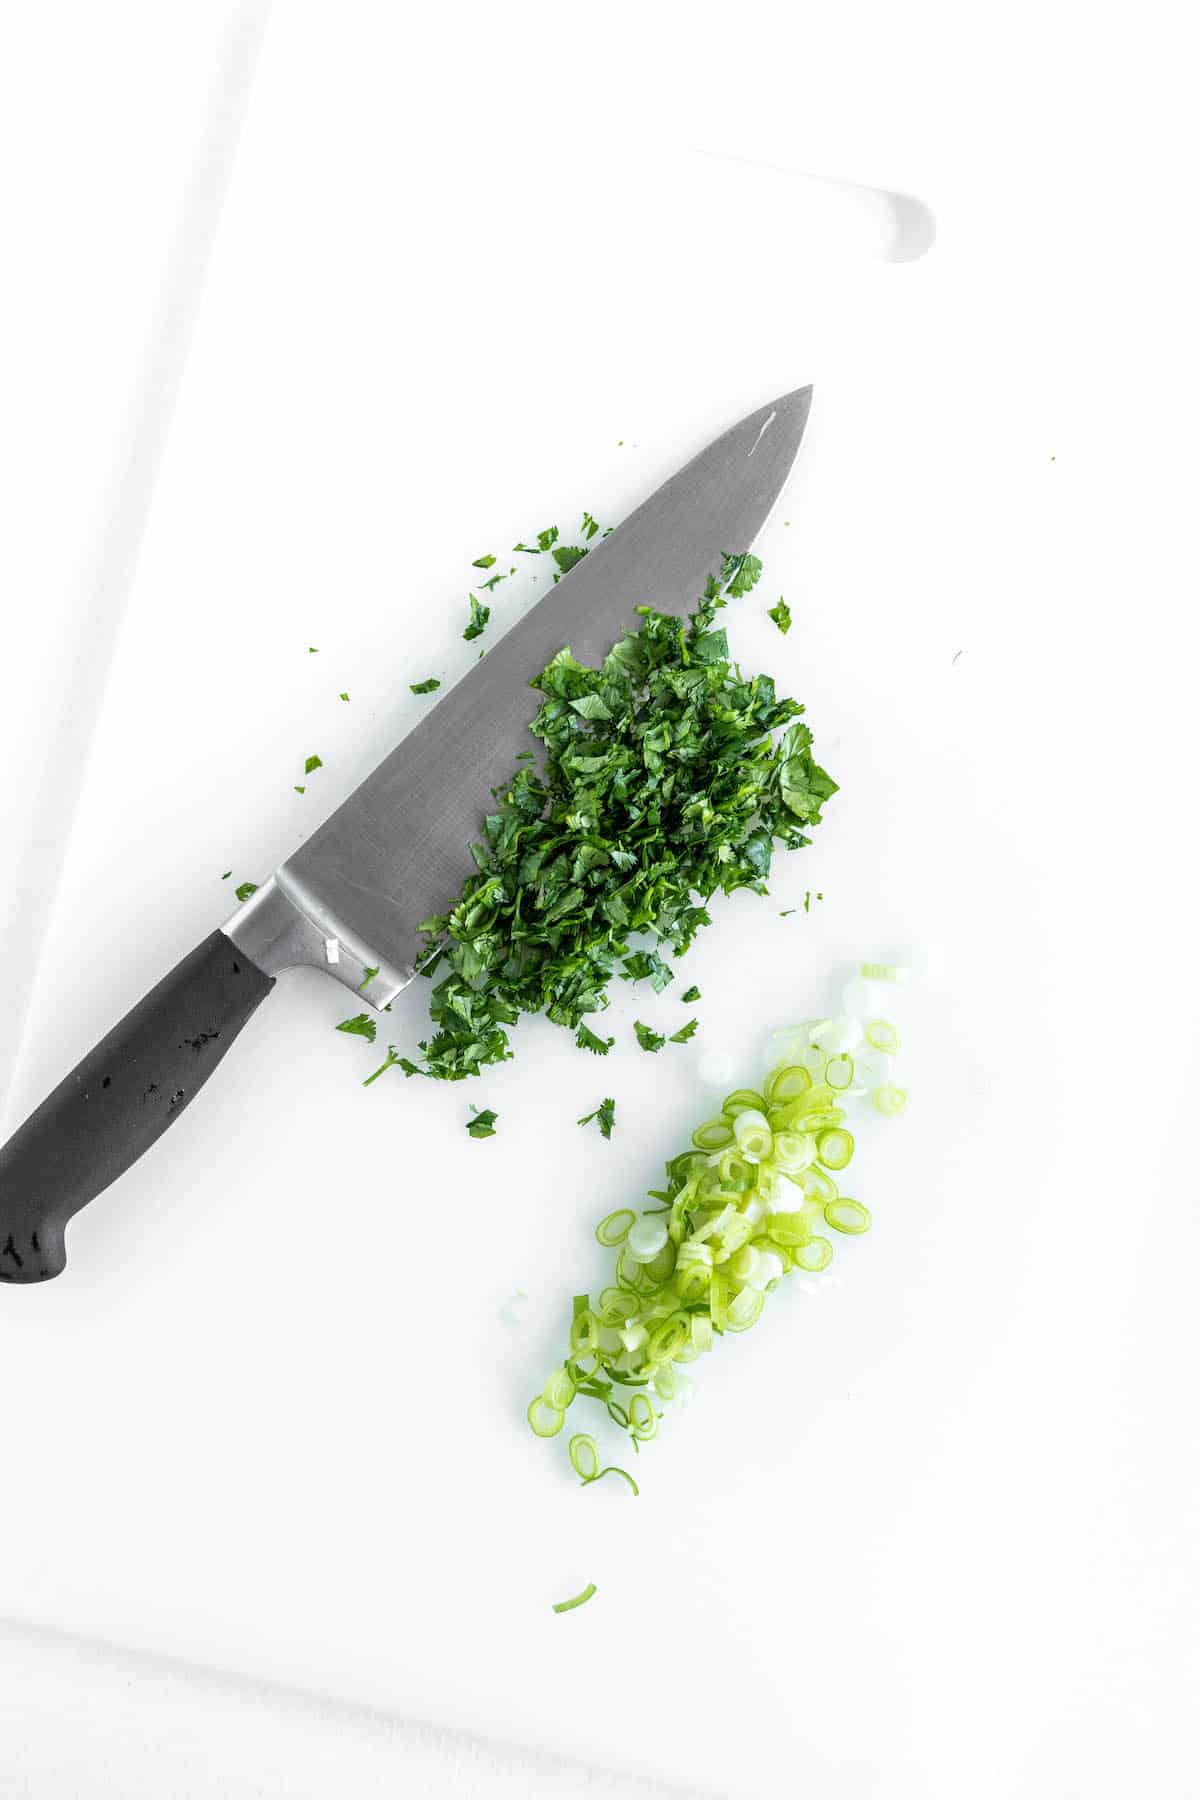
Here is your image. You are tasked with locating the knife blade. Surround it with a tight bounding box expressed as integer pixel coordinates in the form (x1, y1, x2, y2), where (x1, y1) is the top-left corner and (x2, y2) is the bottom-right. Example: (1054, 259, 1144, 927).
(0, 386, 812, 1282)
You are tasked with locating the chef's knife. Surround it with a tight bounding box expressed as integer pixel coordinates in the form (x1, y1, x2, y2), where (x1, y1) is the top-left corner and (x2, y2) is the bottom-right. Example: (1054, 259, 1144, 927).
(0, 387, 812, 1283)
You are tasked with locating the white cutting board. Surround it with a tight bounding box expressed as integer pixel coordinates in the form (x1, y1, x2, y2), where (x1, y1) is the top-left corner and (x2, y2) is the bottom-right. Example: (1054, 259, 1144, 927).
(4, 6, 1198, 1797)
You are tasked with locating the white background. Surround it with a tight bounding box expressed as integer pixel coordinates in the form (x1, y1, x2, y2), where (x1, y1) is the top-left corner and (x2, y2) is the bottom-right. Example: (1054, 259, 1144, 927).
(2, 3, 1198, 1796)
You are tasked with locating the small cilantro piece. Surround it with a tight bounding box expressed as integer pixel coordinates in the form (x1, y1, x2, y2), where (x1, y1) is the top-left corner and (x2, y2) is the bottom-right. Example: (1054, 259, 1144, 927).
(513, 525, 559, 554)
(221, 870, 232, 880)
(410, 677, 441, 694)
(680, 985, 701, 1004)
(578, 1096, 616, 1139)
(780, 908, 796, 916)
(336, 1013, 377, 1042)
(304, 754, 323, 775)
(479, 572, 507, 593)
(575, 1022, 615, 1055)
(768, 597, 792, 634)
(634, 1021, 665, 1053)
(463, 593, 490, 641)
(581, 511, 601, 540)
(472, 553, 497, 569)
(466, 1107, 498, 1139)
(294, 785, 306, 794)
(721, 551, 763, 597)
(669, 1018, 698, 1045)
(356, 965, 380, 991)
(340, 691, 350, 701)
(552, 544, 588, 576)
(234, 881, 258, 902)
(621, 950, 674, 991)
(308, 646, 318, 653)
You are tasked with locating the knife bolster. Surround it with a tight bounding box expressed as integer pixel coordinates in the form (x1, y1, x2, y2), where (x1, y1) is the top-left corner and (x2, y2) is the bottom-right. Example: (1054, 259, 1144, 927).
(224, 873, 412, 1011)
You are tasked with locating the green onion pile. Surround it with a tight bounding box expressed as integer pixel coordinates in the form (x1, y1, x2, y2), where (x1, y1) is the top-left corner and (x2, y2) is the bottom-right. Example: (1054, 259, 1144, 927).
(529, 964, 910, 1467)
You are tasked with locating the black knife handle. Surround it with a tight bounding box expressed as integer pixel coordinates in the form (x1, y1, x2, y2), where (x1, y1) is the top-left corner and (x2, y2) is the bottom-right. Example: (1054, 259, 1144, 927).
(0, 930, 274, 1283)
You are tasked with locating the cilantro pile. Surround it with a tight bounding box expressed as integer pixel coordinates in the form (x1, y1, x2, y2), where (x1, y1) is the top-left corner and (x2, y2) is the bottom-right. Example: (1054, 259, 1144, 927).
(398, 553, 836, 1082)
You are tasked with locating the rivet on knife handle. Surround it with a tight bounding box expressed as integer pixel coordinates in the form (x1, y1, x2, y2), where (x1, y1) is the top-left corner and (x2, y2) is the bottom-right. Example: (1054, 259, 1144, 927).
(0, 931, 274, 1282)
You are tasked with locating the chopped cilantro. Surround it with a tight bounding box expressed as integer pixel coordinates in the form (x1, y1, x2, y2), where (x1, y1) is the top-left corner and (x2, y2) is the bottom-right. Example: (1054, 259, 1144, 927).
(578, 1096, 616, 1138)
(466, 1107, 498, 1139)
(472, 553, 497, 569)
(581, 511, 600, 540)
(621, 949, 674, 991)
(234, 881, 258, 902)
(340, 691, 350, 701)
(634, 1020, 666, 1053)
(308, 646, 318, 653)
(304, 754, 323, 774)
(478, 572, 507, 593)
(513, 526, 559, 554)
(681, 985, 701, 1003)
(362, 1046, 422, 1086)
(669, 1018, 699, 1044)
(220, 870, 232, 880)
(402, 558, 835, 1081)
(721, 552, 763, 597)
(552, 544, 588, 576)
(336, 1013, 377, 1042)
(780, 908, 796, 916)
(356, 965, 380, 991)
(410, 677, 441, 694)
(768, 597, 792, 634)
(463, 593, 490, 641)
(294, 785, 306, 794)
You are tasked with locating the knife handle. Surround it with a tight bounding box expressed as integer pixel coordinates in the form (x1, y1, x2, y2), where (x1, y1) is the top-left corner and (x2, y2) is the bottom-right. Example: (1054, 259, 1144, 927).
(0, 930, 274, 1283)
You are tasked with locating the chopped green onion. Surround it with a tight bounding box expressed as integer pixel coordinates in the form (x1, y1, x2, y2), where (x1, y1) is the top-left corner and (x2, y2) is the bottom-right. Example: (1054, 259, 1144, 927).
(692, 1117, 734, 1151)
(568, 1433, 600, 1480)
(527, 1396, 565, 1437)
(860, 962, 909, 983)
(764, 1064, 812, 1104)
(816, 1127, 854, 1170)
(595, 1209, 636, 1248)
(825, 1053, 854, 1090)
(543, 1366, 577, 1409)
(865, 1019, 900, 1054)
(628, 1392, 657, 1439)
(825, 1197, 871, 1234)
(722, 1088, 767, 1119)
(733, 1109, 773, 1163)
(873, 1083, 908, 1117)
(582, 1466, 639, 1496)
(552, 1581, 598, 1613)
(794, 1236, 833, 1271)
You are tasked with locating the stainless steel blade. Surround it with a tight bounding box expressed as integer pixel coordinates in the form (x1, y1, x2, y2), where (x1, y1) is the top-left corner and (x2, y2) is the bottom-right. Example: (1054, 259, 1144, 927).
(227, 387, 813, 1004)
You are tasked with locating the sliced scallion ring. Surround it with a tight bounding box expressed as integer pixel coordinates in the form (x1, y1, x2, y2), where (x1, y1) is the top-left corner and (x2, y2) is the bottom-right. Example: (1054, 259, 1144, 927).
(865, 1019, 900, 1054)
(873, 1082, 908, 1117)
(629, 1392, 658, 1438)
(725, 1286, 765, 1332)
(542, 1365, 577, 1410)
(764, 1064, 813, 1104)
(794, 1235, 833, 1272)
(825, 1053, 854, 1091)
(595, 1208, 636, 1247)
(825, 1197, 871, 1234)
(733, 1108, 773, 1163)
(527, 1396, 566, 1437)
(568, 1433, 601, 1480)
(816, 1127, 855, 1171)
(692, 1117, 734, 1151)
(721, 1087, 768, 1119)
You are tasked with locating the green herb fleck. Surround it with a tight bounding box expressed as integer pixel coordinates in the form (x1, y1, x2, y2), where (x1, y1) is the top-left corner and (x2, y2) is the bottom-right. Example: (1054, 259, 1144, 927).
(472, 553, 497, 569)
(479, 572, 507, 593)
(308, 646, 318, 653)
(681, 985, 701, 1004)
(581, 511, 601, 540)
(780, 908, 796, 916)
(575, 1022, 615, 1055)
(340, 691, 350, 702)
(234, 881, 258, 902)
(669, 1018, 699, 1044)
(220, 870, 232, 880)
(294, 785, 306, 794)
(356, 965, 380, 992)
(304, 754, 323, 775)
(463, 593, 490, 641)
(634, 1020, 666, 1053)
(721, 551, 763, 597)
(336, 1013, 377, 1042)
(552, 544, 588, 576)
(410, 677, 441, 694)
(768, 597, 792, 634)
(577, 1096, 616, 1139)
(466, 1107, 499, 1139)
